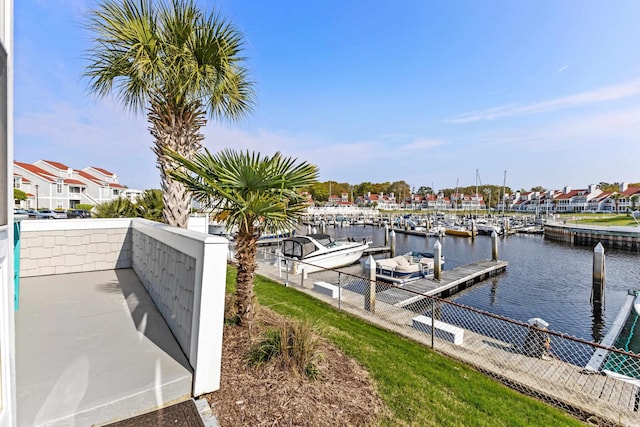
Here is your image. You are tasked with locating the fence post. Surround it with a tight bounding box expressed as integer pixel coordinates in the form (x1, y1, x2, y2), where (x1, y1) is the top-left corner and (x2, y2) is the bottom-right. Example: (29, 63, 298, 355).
(338, 272, 342, 311)
(491, 231, 498, 261)
(430, 297, 435, 348)
(364, 255, 376, 313)
(285, 262, 289, 287)
(434, 240, 442, 280)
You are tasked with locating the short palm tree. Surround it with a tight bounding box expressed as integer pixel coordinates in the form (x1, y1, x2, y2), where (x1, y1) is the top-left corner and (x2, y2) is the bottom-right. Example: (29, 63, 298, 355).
(136, 189, 164, 221)
(167, 148, 319, 327)
(85, 0, 254, 228)
(95, 197, 136, 218)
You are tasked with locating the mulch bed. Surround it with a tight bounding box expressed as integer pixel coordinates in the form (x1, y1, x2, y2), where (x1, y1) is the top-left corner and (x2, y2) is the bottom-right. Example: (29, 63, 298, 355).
(206, 307, 388, 426)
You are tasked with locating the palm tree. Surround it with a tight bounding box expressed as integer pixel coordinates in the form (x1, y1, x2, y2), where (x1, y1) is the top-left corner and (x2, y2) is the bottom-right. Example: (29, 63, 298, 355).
(95, 197, 136, 218)
(85, 0, 254, 228)
(167, 148, 319, 327)
(136, 189, 164, 221)
(610, 193, 622, 214)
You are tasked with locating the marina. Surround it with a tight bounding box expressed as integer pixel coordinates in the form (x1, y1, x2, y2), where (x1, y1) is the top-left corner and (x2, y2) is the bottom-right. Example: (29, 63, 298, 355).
(279, 221, 640, 343)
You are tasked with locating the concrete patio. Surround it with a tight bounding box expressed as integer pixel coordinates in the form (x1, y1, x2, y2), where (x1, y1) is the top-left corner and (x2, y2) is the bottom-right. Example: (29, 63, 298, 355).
(14, 219, 228, 426)
(16, 269, 192, 426)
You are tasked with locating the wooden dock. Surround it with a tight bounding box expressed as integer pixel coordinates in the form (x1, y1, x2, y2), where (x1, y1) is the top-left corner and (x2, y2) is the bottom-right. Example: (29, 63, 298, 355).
(363, 246, 390, 255)
(375, 260, 508, 307)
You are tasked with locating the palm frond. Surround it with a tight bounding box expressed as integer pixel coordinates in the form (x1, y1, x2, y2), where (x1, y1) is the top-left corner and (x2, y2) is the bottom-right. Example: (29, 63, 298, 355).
(166, 148, 319, 235)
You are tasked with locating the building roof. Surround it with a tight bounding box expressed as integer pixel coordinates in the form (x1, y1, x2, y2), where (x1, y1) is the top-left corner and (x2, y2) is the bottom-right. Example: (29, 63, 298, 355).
(14, 162, 56, 182)
(42, 160, 71, 171)
(64, 179, 86, 186)
(91, 166, 115, 176)
(78, 170, 103, 185)
(622, 186, 640, 197)
(109, 183, 126, 189)
(555, 190, 584, 200)
(13, 173, 30, 183)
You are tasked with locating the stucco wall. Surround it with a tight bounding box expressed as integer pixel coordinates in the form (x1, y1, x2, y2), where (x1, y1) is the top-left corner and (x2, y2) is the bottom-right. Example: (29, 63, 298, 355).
(19, 219, 132, 277)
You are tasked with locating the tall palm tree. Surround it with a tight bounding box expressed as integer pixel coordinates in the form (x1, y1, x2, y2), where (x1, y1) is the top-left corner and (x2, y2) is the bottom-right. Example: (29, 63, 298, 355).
(85, 0, 254, 228)
(167, 148, 319, 327)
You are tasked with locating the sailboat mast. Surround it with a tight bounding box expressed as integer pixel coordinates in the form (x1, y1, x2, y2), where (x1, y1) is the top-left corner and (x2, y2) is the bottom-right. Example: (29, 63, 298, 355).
(502, 171, 507, 217)
(475, 169, 479, 218)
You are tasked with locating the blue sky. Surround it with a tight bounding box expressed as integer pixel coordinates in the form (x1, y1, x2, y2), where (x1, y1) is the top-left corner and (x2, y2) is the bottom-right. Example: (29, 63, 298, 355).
(14, 0, 640, 192)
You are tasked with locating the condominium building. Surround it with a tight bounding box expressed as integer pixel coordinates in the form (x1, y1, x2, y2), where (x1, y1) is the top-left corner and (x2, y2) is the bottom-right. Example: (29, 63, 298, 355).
(13, 160, 136, 210)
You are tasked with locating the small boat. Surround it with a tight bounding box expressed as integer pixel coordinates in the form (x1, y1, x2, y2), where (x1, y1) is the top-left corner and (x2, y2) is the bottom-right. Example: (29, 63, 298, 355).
(444, 225, 475, 237)
(280, 233, 369, 274)
(376, 251, 444, 284)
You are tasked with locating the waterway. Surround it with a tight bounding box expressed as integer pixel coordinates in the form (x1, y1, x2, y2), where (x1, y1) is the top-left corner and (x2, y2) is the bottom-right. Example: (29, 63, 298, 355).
(324, 226, 640, 343)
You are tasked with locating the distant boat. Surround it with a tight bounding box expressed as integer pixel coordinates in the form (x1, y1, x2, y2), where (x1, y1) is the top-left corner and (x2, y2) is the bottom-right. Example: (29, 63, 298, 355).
(445, 225, 475, 237)
(280, 233, 369, 274)
(376, 251, 444, 284)
(476, 223, 502, 235)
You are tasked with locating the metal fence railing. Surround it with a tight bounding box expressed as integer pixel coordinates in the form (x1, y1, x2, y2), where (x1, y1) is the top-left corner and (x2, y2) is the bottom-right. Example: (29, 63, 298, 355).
(253, 247, 640, 426)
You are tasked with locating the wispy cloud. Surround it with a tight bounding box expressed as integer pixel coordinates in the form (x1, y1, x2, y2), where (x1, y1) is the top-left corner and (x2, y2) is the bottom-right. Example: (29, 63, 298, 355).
(399, 138, 444, 150)
(447, 79, 640, 123)
(555, 64, 569, 74)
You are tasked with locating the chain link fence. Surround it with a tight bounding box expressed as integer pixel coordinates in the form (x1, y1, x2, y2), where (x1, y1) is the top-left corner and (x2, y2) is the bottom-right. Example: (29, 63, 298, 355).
(254, 246, 640, 426)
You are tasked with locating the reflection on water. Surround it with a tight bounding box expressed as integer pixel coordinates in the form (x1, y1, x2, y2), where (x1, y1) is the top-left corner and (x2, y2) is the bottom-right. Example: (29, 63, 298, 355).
(327, 226, 640, 342)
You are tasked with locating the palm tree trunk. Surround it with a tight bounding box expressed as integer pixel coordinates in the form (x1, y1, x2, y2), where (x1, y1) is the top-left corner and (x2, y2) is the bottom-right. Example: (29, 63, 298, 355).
(148, 99, 207, 228)
(235, 225, 258, 327)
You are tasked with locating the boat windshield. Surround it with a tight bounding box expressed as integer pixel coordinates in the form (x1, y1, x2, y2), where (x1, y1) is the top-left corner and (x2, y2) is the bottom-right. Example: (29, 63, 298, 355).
(282, 237, 319, 258)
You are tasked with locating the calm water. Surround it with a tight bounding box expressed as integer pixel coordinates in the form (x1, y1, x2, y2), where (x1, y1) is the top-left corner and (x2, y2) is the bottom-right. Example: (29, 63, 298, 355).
(326, 226, 640, 343)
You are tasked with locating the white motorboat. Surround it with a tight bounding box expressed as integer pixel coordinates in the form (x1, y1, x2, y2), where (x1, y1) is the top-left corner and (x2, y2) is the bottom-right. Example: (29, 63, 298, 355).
(476, 223, 502, 235)
(280, 233, 369, 274)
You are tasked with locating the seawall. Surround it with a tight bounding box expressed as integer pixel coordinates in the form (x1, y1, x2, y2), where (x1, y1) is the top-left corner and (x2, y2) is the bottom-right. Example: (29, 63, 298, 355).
(544, 223, 640, 251)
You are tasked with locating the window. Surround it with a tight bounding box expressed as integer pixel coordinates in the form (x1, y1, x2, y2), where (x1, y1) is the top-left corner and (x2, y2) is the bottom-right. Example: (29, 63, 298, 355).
(69, 186, 81, 194)
(13, 176, 20, 189)
(56, 180, 63, 194)
(113, 189, 119, 196)
(70, 200, 79, 208)
(56, 200, 63, 209)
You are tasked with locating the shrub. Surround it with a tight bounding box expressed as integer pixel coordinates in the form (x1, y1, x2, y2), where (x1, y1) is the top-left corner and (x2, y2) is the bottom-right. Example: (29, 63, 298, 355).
(248, 318, 323, 379)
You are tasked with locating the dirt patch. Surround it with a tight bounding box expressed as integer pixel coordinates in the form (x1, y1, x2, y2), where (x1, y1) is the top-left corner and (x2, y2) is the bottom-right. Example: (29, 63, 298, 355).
(206, 307, 388, 426)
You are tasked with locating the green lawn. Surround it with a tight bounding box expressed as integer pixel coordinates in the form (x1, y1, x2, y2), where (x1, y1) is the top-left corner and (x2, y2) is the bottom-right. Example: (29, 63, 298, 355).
(227, 267, 584, 426)
(568, 214, 638, 227)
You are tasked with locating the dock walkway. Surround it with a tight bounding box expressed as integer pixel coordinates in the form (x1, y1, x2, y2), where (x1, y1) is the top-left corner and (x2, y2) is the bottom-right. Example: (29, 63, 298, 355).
(389, 260, 508, 306)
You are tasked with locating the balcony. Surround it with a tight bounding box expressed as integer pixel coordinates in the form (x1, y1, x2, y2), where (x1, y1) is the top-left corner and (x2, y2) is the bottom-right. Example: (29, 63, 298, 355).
(14, 218, 228, 426)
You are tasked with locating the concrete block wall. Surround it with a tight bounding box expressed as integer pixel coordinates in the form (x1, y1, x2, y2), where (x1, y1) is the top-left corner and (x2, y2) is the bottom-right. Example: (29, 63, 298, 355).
(19, 219, 133, 277)
(132, 227, 196, 357)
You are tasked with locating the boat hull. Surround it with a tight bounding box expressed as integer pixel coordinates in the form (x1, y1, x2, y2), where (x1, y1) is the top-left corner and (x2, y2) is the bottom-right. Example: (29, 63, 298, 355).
(445, 228, 474, 237)
(292, 245, 367, 273)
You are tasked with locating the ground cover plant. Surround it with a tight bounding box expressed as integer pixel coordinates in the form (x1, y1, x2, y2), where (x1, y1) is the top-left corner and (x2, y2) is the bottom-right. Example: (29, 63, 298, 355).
(210, 266, 585, 426)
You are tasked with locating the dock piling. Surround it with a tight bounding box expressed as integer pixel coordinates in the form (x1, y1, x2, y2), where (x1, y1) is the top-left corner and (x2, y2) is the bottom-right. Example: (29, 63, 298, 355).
(471, 219, 476, 241)
(491, 231, 498, 261)
(384, 224, 389, 246)
(592, 242, 606, 308)
(364, 255, 376, 313)
(434, 240, 442, 281)
(389, 230, 396, 258)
